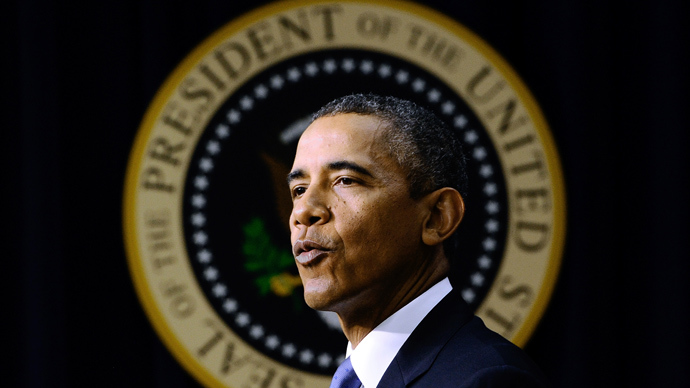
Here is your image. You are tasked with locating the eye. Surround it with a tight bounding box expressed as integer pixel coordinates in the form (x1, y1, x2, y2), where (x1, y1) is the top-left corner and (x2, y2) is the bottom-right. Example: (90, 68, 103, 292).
(335, 177, 355, 186)
(291, 186, 306, 198)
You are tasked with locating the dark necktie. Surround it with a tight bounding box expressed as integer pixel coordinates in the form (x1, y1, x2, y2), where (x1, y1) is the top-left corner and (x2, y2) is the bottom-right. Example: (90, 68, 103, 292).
(329, 357, 362, 388)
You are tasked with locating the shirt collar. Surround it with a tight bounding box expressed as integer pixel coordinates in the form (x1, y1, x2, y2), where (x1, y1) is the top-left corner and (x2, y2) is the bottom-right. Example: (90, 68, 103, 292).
(347, 278, 452, 388)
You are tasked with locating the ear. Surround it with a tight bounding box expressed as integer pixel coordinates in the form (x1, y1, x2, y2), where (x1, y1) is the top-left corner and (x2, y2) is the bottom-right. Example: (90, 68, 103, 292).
(421, 188, 465, 247)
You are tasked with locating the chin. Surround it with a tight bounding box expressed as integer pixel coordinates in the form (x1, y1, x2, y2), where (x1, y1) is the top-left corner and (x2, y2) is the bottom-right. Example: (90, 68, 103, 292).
(302, 281, 338, 311)
(304, 296, 328, 311)
(303, 290, 334, 311)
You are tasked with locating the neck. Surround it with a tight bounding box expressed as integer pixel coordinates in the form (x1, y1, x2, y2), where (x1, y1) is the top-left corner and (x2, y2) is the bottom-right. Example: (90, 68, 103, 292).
(337, 254, 449, 349)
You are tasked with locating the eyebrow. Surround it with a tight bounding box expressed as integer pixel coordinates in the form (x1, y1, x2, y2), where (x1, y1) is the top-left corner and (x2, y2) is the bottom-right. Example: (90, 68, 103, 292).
(286, 160, 374, 185)
(286, 169, 305, 185)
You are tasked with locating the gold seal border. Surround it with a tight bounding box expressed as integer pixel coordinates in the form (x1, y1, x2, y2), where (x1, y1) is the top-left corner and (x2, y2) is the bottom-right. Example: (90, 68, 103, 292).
(123, 1, 566, 386)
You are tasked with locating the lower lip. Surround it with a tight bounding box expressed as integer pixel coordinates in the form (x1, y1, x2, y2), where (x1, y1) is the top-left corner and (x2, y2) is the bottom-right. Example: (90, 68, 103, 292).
(295, 249, 328, 265)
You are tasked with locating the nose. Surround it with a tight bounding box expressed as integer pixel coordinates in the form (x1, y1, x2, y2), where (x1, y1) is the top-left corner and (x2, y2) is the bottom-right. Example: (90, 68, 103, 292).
(291, 187, 330, 227)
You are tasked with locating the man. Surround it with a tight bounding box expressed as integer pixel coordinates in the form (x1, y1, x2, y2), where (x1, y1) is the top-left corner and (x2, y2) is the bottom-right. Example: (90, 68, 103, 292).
(288, 94, 549, 387)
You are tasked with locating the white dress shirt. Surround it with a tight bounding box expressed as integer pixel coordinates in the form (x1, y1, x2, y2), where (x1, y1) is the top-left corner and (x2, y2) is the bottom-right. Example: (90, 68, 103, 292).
(346, 277, 453, 388)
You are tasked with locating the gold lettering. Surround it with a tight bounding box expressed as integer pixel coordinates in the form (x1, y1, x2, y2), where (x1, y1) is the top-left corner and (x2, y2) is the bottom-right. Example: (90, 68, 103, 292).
(466, 66, 505, 103)
(280, 375, 306, 388)
(483, 276, 536, 336)
(484, 308, 520, 337)
(407, 24, 461, 69)
(312, 5, 342, 41)
(151, 255, 175, 271)
(214, 41, 252, 80)
(486, 99, 529, 135)
(198, 329, 224, 358)
(278, 10, 311, 49)
(220, 342, 241, 375)
(503, 134, 534, 152)
(514, 188, 551, 213)
(160, 280, 195, 318)
(199, 63, 226, 91)
(179, 77, 215, 108)
(161, 102, 194, 136)
(498, 276, 533, 308)
(357, 12, 396, 40)
(198, 320, 254, 376)
(141, 167, 174, 192)
(247, 22, 281, 60)
(148, 232, 175, 270)
(144, 210, 176, 271)
(408, 25, 423, 47)
(246, 365, 277, 388)
(514, 221, 550, 252)
(148, 137, 185, 166)
(511, 150, 546, 178)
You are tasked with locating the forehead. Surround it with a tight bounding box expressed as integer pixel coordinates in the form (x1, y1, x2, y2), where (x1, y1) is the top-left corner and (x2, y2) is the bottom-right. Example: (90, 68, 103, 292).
(293, 113, 389, 164)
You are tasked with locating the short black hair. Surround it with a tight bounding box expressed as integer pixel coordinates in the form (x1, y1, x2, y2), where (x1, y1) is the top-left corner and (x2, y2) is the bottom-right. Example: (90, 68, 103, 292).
(313, 93, 468, 199)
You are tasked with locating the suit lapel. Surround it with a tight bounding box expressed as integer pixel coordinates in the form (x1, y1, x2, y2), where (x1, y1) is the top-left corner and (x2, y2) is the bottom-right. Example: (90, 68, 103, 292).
(376, 289, 474, 387)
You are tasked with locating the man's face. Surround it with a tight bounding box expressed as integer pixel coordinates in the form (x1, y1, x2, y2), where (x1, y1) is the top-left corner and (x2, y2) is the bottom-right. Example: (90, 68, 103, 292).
(288, 113, 429, 315)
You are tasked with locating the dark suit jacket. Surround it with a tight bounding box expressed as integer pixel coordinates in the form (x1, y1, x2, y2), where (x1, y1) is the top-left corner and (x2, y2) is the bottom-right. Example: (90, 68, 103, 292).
(377, 289, 550, 387)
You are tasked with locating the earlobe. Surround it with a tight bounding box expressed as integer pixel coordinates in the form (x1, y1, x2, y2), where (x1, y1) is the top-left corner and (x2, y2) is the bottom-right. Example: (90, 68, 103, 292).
(421, 188, 465, 246)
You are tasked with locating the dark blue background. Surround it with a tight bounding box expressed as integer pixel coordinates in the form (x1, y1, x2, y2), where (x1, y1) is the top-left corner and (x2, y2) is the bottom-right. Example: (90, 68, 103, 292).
(5, 1, 688, 387)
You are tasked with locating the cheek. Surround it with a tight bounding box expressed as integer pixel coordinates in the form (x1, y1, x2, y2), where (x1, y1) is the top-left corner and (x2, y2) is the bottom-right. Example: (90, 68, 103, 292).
(366, 203, 419, 245)
(334, 196, 413, 250)
(340, 210, 388, 253)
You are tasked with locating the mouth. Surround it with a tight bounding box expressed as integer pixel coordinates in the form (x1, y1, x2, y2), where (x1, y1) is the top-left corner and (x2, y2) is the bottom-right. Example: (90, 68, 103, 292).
(293, 239, 331, 265)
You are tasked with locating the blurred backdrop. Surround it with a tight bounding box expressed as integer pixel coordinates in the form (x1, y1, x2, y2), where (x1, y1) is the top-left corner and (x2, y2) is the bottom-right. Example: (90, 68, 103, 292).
(4, 0, 689, 387)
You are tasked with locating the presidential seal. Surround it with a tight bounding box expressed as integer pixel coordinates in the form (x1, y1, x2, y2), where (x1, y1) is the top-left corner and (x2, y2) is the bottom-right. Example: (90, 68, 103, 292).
(123, 1, 566, 387)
